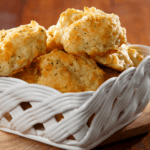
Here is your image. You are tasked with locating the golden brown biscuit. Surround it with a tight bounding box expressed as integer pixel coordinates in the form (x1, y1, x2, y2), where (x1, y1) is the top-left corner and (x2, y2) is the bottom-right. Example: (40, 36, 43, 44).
(93, 44, 134, 71)
(0, 21, 47, 76)
(46, 30, 63, 53)
(127, 47, 144, 67)
(12, 61, 38, 84)
(93, 44, 144, 71)
(13, 49, 105, 93)
(37, 49, 105, 92)
(47, 7, 126, 56)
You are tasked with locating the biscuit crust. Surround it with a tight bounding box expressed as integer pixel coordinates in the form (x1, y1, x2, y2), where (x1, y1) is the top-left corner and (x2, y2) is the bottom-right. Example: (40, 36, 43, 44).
(93, 44, 134, 71)
(0, 21, 47, 76)
(127, 47, 144, 67)
(13, 49, 105, 93)
(47, 7, 127, 56)
(37, 49, 105, 92)
(93, 44, 144, 71)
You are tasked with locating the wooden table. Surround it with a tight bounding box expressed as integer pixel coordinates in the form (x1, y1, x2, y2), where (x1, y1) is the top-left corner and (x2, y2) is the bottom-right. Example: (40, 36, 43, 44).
(0, 0, 150, 149)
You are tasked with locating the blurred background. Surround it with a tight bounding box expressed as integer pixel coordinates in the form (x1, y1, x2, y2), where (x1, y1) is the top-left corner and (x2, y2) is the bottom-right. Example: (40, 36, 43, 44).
(0, 0, 150, 46)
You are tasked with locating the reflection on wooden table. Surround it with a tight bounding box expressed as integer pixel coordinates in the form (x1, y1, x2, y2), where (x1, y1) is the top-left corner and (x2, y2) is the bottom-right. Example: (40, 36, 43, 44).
(0, 0, 150, 150)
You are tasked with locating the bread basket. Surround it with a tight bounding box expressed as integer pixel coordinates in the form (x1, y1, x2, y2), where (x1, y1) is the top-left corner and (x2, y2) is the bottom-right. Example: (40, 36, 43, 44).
(0, 44, 150, 150)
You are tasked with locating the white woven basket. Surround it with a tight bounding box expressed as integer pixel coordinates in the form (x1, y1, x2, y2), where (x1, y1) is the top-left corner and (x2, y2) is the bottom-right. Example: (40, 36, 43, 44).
(0, 44, 150, 150)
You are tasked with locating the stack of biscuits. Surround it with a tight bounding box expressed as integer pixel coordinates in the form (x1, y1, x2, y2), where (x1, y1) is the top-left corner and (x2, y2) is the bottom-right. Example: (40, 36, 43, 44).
(0, 7, 144, 93)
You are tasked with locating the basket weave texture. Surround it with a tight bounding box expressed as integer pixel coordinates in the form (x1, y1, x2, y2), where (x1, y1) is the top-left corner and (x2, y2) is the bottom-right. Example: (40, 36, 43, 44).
(0, 54, 150, 150)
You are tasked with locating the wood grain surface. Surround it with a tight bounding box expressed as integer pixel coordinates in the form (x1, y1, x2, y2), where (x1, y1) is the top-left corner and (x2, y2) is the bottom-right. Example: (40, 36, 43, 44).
(0, 0, 150, 150)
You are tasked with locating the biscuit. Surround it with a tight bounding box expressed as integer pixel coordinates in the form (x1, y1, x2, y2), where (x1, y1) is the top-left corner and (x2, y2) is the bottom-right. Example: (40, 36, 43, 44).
(46, 29, 63, 52)
(12, 61, 38, 84)
(127, 47, 144, 67)
(0, 21, 47, 76)
(38, 49, 105, 92)
(93, 44, 144, 71)
(47, 7, 127, 56)
(13, 49, 105, 93)
(93, 44, 134, 71)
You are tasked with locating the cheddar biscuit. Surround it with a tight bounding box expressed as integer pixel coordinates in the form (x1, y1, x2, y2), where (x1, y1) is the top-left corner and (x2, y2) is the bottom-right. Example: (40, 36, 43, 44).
(47, 7, 127, 56)
(13, 49, 105, 93)
(93, 44, 144, 71)
(0, 21, 47, 76)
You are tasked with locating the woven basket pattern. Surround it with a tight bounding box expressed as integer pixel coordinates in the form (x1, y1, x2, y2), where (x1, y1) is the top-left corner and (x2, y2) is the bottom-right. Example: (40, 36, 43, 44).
(0, 55, 150, 150)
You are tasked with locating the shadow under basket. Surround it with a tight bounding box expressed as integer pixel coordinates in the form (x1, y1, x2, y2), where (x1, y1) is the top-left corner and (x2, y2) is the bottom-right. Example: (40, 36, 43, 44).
(0, 44, 150, 150)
